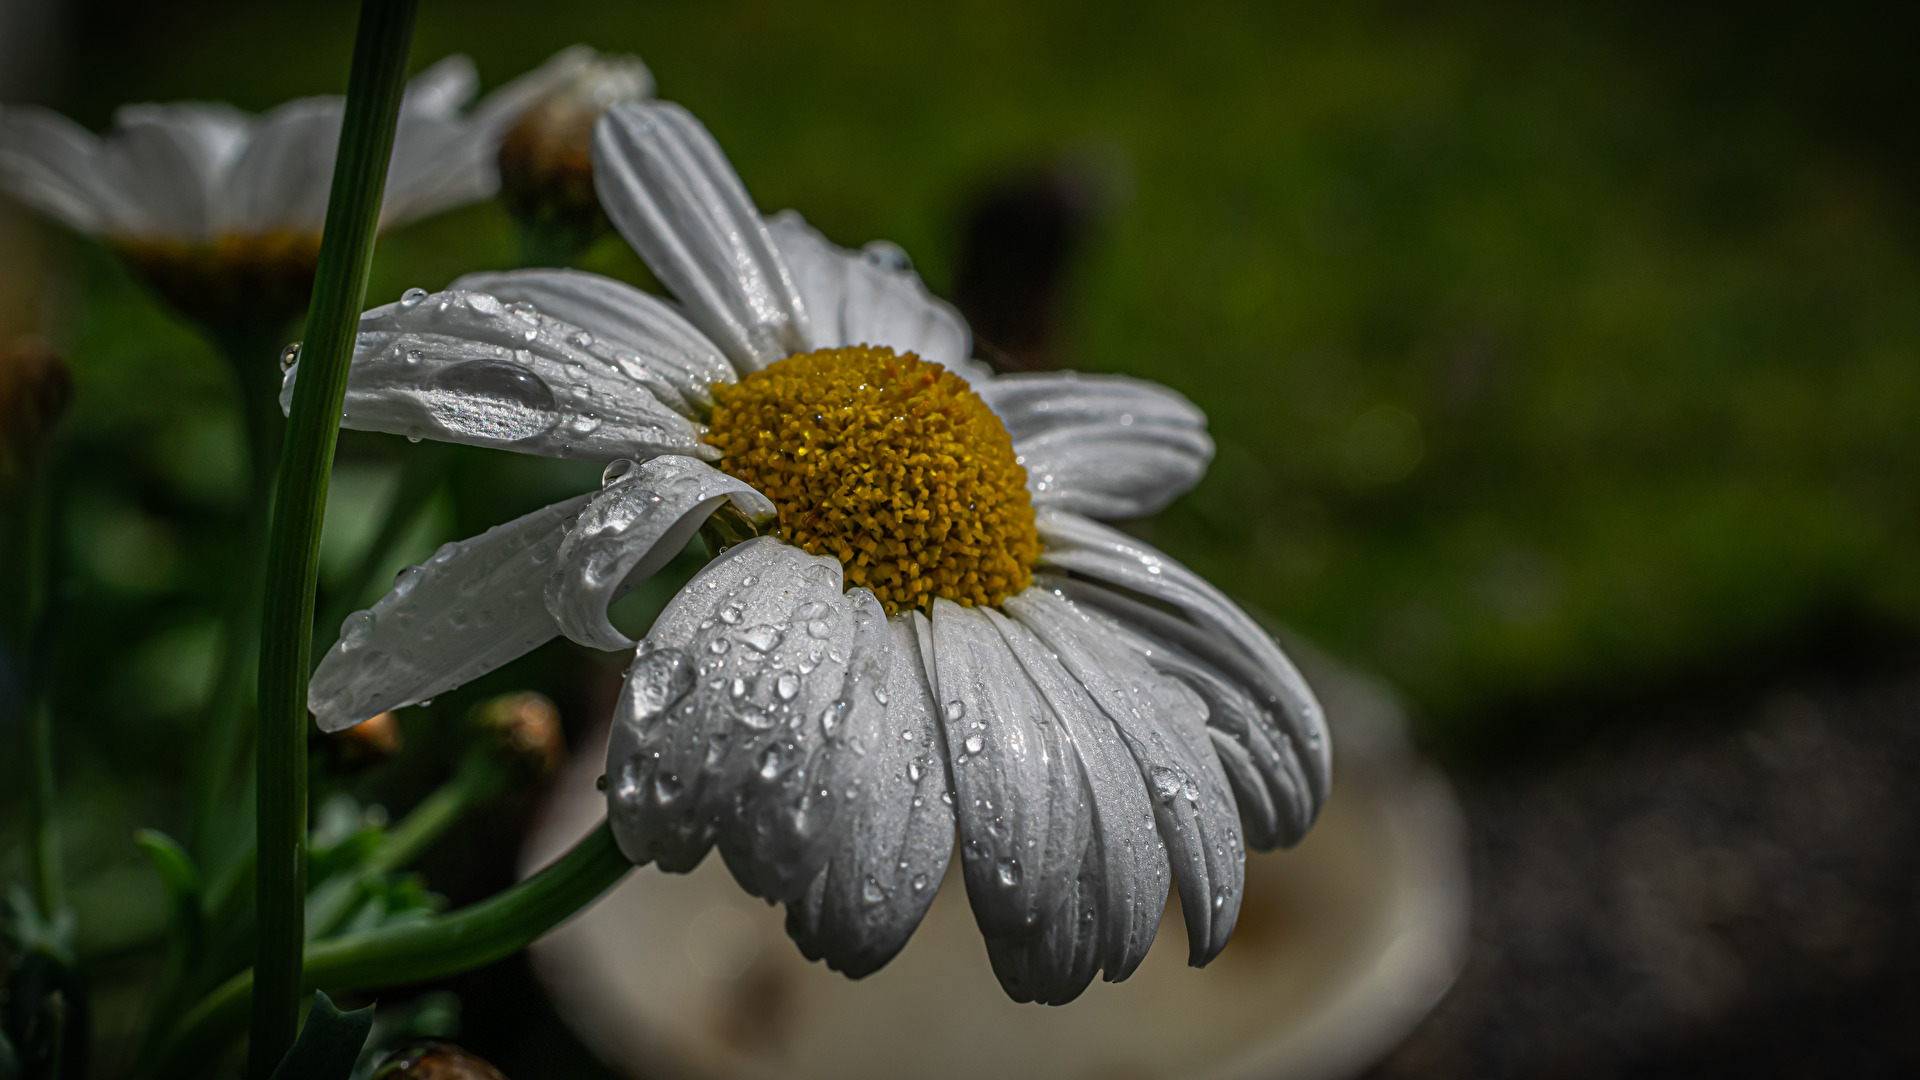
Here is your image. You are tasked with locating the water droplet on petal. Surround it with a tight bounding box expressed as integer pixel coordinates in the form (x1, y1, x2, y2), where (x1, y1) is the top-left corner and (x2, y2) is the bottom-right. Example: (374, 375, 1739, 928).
(708, 638, 731, 655)
(873, 686, 889, 705)
(740, 625, 783, 652)
(506, 300, 538, 320)
(996, 858, 1021, 888)
(423, 359, 558, 442)
(1149, 764, 1183, 804)
(339, 609, 375, 649)
(943, 700, 966, 723)
(720, 602, 744, 626)
(601, 458, 636, 486)
(861, 878, 886, 905)
(567, 329, 594, 348)
(279, 342, 301, 372)
(964, 734, 985, 755)
(622, 648, 695, 735)
(911, 873, 928, 891)
(776, 673, 800, 700)
(391, 565, 423, 597)
(399, 287, 429, 308)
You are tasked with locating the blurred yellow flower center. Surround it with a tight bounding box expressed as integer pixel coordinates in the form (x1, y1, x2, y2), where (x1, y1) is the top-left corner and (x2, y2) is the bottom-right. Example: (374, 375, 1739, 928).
(706, 345, 1040, 614)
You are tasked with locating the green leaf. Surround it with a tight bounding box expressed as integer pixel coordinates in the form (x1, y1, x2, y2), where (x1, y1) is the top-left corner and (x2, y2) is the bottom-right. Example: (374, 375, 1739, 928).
(134, 830, 205, 958)
(265, 992, 374, 1080)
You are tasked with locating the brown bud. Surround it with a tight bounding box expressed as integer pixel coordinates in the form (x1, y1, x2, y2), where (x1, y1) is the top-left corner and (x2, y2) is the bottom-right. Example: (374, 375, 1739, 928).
(0, 338, 73, 477)
(372, 1041, 509, 1080)
(111, 230, 321, 332)
(497, 49, 652, 252)
(319, 710, 404, 769)
(472, 692, 565, 777)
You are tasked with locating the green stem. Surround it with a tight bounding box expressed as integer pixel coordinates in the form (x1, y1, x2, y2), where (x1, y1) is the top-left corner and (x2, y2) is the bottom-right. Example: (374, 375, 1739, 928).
(151, 822, 628, 1080)
(251, 2, 417, 1073)
(303, 752, 507, 939)
(22, 455, 65, 930)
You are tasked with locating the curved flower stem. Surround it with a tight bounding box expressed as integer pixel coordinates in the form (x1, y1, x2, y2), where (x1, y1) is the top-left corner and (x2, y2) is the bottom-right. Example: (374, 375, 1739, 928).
(250, 0, 417, 1073)
(149, 821, 629, 1080)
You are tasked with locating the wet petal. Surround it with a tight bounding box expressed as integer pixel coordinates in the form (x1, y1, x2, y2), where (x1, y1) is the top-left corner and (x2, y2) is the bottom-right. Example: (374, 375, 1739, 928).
(286, 288, 710, 462)
(593, 102, 808, 371)
(1007, 588, 1245, 966)
(982, 607, 1166, 1000)
(979, 372, 1214, 519)
(1035, 509, 1331, 809)
(1052, 576, 1316, 849)
(307, 494, 588, 733)
(785, 597, 956, 977)
(765, 211, 971, 371)
(605, 537, 854, 884)
(450, 268, 735, 411)
(927, 599, 1078, 939)
(547, 455, 773, 650)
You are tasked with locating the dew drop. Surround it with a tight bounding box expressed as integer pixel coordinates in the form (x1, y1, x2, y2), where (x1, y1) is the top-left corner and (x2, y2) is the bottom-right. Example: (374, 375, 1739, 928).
(567, 329, 594, 348)
(729, 677, 747, 699)
(1149, 764, 1183, 804)
(911, 873, 928, 891)
(943, 700, 966, 723)
(908, 759, 923, 782)
(404, 348, 424, 365)
(720, 602, 744, 626)
(776, 672, 800, 700)
(708, 638, 731, 655)
(391, 565, 423, 596)
(423, 359, 558, 442)
(1213, 885, 1230, 910)
(653, 773, 682, 804)
(278, 342, 301, 372)
(601, 458, 636, 486)
(740, 624, 783, 653)
(339, 610, 375, 649)
(622, 648, 695, 734)
(861, 878, 885, 905)
(506, 300, 538, 320)
(398, 287, 429, 308)
(806, 619, 831, 639)
(873, 686, 889, 705)
(996, 858, 1022, 888)
(758, 745, 784, 780)
(964, 734, 985, 755)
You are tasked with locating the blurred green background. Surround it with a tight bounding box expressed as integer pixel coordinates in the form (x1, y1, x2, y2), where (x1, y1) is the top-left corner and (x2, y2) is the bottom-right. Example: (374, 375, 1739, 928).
(6, 0, 1920, 1070)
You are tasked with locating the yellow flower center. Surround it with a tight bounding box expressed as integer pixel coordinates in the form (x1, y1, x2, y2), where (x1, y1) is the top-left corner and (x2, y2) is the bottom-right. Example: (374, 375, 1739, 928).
(706, 345, 1040, 614)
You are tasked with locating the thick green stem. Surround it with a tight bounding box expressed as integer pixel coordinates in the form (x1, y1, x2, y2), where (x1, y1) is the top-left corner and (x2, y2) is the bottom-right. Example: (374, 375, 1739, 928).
(151, 822, 628, 1080)
(250, 2, 417, 1073)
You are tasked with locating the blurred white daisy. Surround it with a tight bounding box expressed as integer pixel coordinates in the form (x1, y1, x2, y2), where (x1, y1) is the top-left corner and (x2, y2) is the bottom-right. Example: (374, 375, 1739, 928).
(293, 101, 1329, 1003)
(0, 49, 638, 325)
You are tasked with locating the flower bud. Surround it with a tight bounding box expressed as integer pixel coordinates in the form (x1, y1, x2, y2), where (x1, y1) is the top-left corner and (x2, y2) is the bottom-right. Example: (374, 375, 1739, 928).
(372, 1041, 509, 1080)
(317, 709, 404, 769)
(472, 691, 565, 777)
(497, 48, 652, 258)
(0, 339, 73, 478)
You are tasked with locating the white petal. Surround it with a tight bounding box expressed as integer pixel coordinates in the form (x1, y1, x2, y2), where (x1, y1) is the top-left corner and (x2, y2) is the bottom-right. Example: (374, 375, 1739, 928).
(983, 607, 1165, 1000)
(98, 104, 234, 237)
(1035, 509, 1331, 807)
(605, 538, 853, 883)
(592, 102, 808, 371)
(0, 106, 120, 232)
(399, 55, 480, 118)
(220, 97, 338, 235)
(978, 371, 1213, 518)
(306, 494, 588, 733)
(1007, 588, 1245, 966)
(546, 455, 773, 650)
(785, 597, 956, 977)
(285, 288, 710, 461)
(1053, 576, 1316, 849)
(926, 599, 1078, 939)
(766, 211, 971, 371)
(449, 269, 735, 411)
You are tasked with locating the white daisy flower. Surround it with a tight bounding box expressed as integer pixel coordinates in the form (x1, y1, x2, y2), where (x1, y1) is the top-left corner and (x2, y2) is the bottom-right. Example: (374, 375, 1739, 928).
(0, 49, 630, 324)
(295, 101, 1329, 1004)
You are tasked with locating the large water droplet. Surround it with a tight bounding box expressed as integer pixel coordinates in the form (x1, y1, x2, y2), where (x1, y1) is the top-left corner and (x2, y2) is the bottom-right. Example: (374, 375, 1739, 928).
(623, 648, 694, 734)
(279, 342, 301, 372)
(740, 624, 783, 653)
(720, 602, 744, 626)
(398, 287, 429, 308)
(1149, 764, 1183, 804)
(601, 458, 636, 487)
(422, 359, 558, 442)
(391, 565, 423, 597)
(339, 610, 375, 649)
